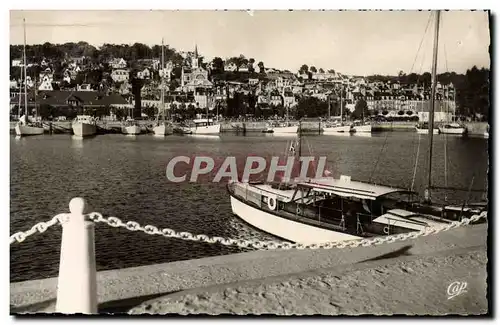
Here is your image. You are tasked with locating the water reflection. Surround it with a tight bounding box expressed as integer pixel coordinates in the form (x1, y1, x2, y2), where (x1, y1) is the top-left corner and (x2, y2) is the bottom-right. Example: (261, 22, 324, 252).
(322, 132, 352, 137)
(187, 134, 221, 140)
(271, 133, 298, 138)
(352, 132, 372, 138)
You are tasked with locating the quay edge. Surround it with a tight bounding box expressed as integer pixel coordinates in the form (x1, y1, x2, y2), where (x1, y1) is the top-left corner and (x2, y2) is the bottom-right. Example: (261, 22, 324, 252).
(9, 121, 489, 135)
(10, 223, 487, 314)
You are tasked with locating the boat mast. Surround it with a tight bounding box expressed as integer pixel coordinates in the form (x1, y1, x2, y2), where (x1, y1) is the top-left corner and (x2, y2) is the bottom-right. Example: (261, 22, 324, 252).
(161, 37, 165, 124)
(327, 95, 331, 119)
(34, 76, 37, 120)
(426, 10, 441, 202)
(23, 18, 28, 118)
(282, 84, 289, 125)
(18, 57, 22, 119)
(340, 83, 343, 121)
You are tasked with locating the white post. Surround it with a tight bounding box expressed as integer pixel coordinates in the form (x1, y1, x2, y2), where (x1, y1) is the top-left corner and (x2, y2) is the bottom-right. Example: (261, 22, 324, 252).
(55, 197, 98, 314)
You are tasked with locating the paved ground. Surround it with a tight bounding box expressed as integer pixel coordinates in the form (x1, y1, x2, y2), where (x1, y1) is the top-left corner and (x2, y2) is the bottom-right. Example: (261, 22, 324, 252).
(11, 223, 488, 315)
(128, 246, 487, 315)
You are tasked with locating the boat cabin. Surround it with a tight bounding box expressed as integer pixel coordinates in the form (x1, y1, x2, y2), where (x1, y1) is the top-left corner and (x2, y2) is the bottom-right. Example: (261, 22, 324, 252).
(228, 176, 447, 238)
(73, 115, 96, 124)
(192, 118, 216, 127)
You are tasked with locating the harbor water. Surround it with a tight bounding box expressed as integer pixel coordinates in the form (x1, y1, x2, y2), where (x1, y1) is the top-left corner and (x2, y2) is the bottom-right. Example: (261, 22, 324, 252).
(10, 133, 489, 283)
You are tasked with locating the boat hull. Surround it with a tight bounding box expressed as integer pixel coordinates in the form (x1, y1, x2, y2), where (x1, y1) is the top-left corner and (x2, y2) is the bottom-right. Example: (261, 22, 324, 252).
(122, 125, 142, 135)
(72, 123, 96, 137)
(229, 195, 362, 244)
(416, 127, 439, 134)
(272, 125, 298, 134)
(15, 123, 44, 136)
(153, 124, 174, 136)
(352, 124, 372, 133)
(323, 125, 352, 133)
(439, 127, 466, 135)
(187, 124, 220, 135)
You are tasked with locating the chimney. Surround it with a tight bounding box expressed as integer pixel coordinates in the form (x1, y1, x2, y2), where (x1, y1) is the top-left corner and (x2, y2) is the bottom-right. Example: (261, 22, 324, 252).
(131, 78, 143, 118)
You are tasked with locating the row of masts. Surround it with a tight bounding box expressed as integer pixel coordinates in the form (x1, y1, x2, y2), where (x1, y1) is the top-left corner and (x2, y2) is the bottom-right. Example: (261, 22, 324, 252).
(292, 10, 442, 204)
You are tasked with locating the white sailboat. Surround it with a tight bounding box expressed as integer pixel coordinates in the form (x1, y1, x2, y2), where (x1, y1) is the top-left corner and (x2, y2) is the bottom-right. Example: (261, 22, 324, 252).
(122, 120, 141, 135)
(183, 101, 221, 135)
(153, 38, 174, 136)
(271, 85, 298, 134)
(184, 117, 221, 135)
(122, 106, 141, 135)
(227, 11, 486, 244)
(72, 115, 97, 137)
(439, 122, 466, 135)
(350, 80, 372, 134)
(438, 87, 466, 135)
(484, 124, 489, 138)
(15, 18, 44, 137)
(323, 85, 352, 134)
(415, 122, 439, 134)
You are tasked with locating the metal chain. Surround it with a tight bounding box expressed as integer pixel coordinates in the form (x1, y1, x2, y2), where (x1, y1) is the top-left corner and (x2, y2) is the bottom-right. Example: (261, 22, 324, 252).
(10, 211, 487, 249)
(85, 211, 488, 250)
(9, 213, 69, 245)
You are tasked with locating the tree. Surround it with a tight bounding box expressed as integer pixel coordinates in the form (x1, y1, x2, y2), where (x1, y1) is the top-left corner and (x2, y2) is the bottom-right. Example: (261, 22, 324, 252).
(319, 68, 325, 73)
(310, 66, 317, 73)
(258, 61, 265, 73)
(327, 69, 335, 74)
(143, 105, 156, 118)
(211, 57, 224, 73)
(298, 64, 309, 75)
(351, 98, 369, 120)
(248, 58, 256, 73)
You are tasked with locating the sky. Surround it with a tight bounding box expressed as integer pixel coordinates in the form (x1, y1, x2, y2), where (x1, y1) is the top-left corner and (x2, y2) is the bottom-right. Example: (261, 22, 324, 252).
(9, 10, 491, 76)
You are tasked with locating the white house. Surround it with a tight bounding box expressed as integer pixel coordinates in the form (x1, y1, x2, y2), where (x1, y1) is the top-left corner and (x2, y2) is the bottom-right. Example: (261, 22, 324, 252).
(238, 64, 249, 72)
(11, 59, 22, 67)
(110, 58, 127, 69)
(137, 68, 151, 79)
(224, 62, 237, 72)
(111, 69, 130, 83)
(39, 68, 54, 83)
(38, 77, 53, 91)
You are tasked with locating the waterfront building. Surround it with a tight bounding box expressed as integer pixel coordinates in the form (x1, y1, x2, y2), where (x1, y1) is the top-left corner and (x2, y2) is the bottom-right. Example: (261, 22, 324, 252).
(109, 58, 127, 69)
(180, 45, 213, 108)
(111, 69, 130, 83)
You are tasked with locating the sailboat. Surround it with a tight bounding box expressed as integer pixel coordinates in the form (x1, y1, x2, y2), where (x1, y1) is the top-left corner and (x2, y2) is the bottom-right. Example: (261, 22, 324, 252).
(270, 85, 299, 134)
(227, 11, 486, 244)
(153, 38, 174, 136)
(322, 84, 352, 134)
(415, 122, 439, 134)
(15, 18, 44, 137)
(72, 104, 97, 137)
(438, 86, 467, 135)
(122, 104, 141, 134)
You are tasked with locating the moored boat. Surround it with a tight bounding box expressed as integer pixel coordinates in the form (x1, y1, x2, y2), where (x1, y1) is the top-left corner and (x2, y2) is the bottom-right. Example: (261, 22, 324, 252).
(153, 38, 174, 137)
(15, 116, 44, 136)
(153, 122, 174, 136)
(72, 115, 97, 137)
(228, 11, 487, 244)
(352, 122, 372, 133)
(183, 118, 221, 135)
(15, 19, 44, 137)
(323, 123, 352, 134)
(122, 120, 142, 135)
(272, 123, 299, 134)
(415, 122, 439, 134)
(438, 122, 466, 135)
(228, 176, 458, 244)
